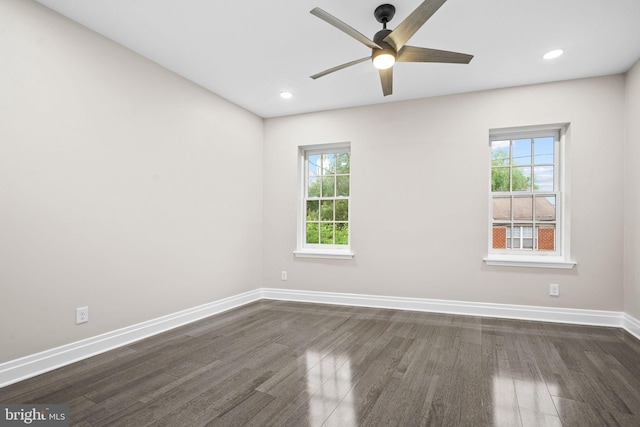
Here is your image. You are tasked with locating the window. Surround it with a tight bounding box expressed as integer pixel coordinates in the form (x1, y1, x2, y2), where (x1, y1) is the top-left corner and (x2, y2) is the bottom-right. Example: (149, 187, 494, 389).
(485, 126, 575, 268)
(295, 143, 353, 259)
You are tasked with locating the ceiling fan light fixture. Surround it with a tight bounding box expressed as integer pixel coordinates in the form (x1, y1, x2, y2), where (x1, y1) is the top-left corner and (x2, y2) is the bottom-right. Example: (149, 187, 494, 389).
(372, 49, 396, 70)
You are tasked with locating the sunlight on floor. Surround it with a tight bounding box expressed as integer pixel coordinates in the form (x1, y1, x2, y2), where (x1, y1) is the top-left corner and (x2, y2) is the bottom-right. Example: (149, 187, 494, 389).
(305, 351, 356, 427)
(493, 376, 561, 426)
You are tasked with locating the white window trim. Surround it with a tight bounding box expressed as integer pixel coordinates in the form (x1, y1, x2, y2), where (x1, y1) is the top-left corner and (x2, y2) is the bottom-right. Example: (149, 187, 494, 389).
(294, 143, 354, 260)
(483, 254, 576, 269)
(293, 248, 354, 260)
(484, 124, 575, 269)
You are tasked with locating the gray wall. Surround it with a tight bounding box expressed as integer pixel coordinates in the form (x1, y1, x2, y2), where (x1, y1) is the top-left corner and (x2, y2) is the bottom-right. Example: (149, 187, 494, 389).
(624, 59, 640, 319)
(0, 0, 264, 362)
(263, 76, 626, 311)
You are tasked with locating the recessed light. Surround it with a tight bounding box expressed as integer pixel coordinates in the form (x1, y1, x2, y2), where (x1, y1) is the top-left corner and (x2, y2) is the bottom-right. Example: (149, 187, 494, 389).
(543, 49, 564, 60)
(280, 91, 293, 99)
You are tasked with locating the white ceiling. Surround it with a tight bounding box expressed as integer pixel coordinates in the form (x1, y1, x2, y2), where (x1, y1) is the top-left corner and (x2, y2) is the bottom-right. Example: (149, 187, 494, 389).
(35, 0, 640, 118)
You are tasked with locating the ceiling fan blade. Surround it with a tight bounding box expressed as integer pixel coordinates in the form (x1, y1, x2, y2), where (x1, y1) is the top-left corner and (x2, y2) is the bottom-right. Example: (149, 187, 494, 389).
(397, 46, 473, 63)
(379, 67, 393, 96)
(311, 8, 382, 49)
(384, 0, 447, 51)
(310, 57, 371, 80)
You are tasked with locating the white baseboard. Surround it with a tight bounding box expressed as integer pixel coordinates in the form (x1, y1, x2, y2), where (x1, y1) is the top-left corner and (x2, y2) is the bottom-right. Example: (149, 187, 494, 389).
(1, 287, 637, 388)
(0, 289, 262, 388)
(624, 313, 640, 341)
(261, 288, 625, 327)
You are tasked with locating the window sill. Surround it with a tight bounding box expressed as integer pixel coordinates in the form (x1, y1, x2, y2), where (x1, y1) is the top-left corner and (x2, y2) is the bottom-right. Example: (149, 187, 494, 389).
(483, 255, 576, 269)
(294, 249, 354, 260)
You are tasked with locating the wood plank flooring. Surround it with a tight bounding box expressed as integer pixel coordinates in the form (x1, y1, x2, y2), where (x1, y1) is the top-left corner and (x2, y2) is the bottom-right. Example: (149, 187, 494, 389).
(2, 300, 640, 426)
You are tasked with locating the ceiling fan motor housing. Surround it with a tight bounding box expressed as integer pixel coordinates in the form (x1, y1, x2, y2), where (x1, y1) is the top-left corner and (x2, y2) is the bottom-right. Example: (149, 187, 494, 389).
(372, 29, 396, 65)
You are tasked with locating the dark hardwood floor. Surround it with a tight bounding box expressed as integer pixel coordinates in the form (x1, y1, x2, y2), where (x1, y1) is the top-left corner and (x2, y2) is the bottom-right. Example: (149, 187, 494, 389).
(2, 300, 640, 426)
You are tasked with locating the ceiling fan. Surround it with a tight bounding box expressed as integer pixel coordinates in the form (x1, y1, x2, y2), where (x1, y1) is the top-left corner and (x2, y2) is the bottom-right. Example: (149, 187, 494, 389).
(310, 0, 473, 96)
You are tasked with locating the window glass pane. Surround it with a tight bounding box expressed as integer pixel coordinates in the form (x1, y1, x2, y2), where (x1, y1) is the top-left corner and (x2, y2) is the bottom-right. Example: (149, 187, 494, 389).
(535, 196, 556, 221)
(320, 223, 334, 244)
(492, 224, 509, 249)
(512, 167, 531, 191)
(511, 226, 519, 248)
(321, 176, 335, 197)
(537, 225, 556, 251)
(306, 223, 319, 244)
(336, 152, 350, 174)
(492, 197, 511, 220)
(308, 177, 320, 197)
(491, 140, 510, 166)
(533, 166, 554, 192)
(512, 139, 532, 165)
(513, 197, 533, 220)
(335, 200, 348, 221)
(336, 223, 348, 245)
(534, 137, 554, 164)
(491, 167, 510, 192)
(308, 155, 321, 177)
(336, 176, 350, 197)
(321, 153, 336, 175)
(511, 224, 533, 249)
(306, 200, 319, 221)
(320, 200, 334, 221)
(512, 227, 521, 249)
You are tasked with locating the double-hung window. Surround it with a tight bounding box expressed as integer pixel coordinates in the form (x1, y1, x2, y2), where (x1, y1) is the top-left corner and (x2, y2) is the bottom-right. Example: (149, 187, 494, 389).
(295, 143, 353, 259)
(485, 126, 575, 268)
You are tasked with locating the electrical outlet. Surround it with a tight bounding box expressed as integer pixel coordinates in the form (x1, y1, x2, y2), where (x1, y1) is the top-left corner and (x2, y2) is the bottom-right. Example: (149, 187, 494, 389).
(76, 306, 89, 324)
(281, 271, 288, 281)
(549, 284, 560, 297)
